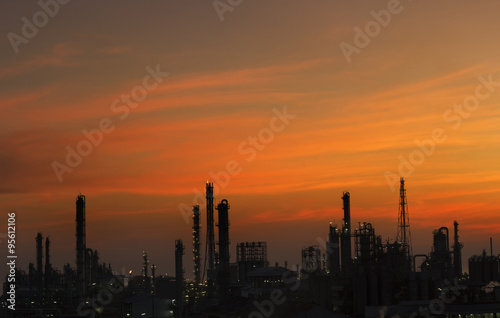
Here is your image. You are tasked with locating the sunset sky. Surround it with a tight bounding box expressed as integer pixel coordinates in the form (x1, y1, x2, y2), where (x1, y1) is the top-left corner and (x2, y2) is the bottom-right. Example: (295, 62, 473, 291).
(1, 1, 500, 280)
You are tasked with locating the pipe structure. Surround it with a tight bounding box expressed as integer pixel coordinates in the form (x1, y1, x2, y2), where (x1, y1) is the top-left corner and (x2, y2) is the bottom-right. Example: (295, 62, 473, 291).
(438, 227, 450, 252)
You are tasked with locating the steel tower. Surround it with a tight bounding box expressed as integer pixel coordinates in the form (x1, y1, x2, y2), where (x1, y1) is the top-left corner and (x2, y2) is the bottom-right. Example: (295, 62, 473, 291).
(396, 178, 412, 259)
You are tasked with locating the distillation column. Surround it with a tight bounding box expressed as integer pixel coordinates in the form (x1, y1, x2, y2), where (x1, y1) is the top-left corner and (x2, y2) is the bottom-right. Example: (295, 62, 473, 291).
(36, 233, 43, 296)
(76, 194, 87, 301)
(341, 192, 351, 274)
(175, 239, 184, 318)
(327, 223, 340, 275)
(45, 237, 51, 290)
(206, 182, 216, 271)
(143, 252, 150, 294)
(453, 221, 463, 278)
(193, 205, 201, 285)
(217, 199, 230, 301)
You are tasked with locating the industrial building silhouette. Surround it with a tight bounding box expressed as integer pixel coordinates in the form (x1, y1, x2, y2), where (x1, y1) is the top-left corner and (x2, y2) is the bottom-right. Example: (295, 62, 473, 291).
(2, 179, 500, 317)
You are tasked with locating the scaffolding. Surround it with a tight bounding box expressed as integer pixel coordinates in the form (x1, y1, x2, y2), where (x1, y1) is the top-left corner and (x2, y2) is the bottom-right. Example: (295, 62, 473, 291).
(301, 245, 321, 273)
(354, 222, 376, 262)
(237, 242, 268, 263)
(237, 242, 269, 282)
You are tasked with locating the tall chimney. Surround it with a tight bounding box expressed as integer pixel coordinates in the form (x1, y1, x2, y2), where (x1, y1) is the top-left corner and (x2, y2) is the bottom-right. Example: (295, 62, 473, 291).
(206, 182, 216, 271)
(76, 194, 86, 301)
(453, 221, 462, 278)
(341, 192, 351, 274)
(45, 237, 51, 289)
(192, 205, 201, 285)
(217, 199, 230, 301)
(143, 251, 150, 294)
(36, 233, 43, 294)
(175, 239, 184, 318)
(491, 237, 493, 257)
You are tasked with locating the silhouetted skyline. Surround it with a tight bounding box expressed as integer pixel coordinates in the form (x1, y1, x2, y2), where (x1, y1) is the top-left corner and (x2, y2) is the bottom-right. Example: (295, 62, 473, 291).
(1, 2, 500, 316)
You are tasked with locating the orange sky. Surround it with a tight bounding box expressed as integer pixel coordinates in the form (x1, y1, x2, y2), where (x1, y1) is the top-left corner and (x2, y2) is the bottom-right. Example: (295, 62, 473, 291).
(1, 0, 500, 280)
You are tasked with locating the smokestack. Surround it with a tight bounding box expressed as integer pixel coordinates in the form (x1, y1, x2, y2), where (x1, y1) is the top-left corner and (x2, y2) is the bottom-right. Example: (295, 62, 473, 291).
(45, 237, 51, 289)
(453, 221, 462, 278)
(175, 239, 184, 318)
(45, 237, 50, 270)
(36, 233, 43, 293)
(206, 182, 216, 271)
(341, 192, 351, 274)
(491, 237, 493, 257)
(143, 252, 150, 294)
(205, 182, 216, 298)
(76, 194, 86, 301)
(192, 205, 201, 285)
(217, 199, 230, 301)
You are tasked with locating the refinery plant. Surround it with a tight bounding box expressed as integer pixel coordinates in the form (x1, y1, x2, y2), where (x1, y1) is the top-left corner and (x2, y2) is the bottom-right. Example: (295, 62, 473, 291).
(2, 179, 500, 318)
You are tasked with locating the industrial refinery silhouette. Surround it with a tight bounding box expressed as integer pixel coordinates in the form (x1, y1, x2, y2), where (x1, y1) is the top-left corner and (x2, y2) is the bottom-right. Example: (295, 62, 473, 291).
(2, 179, 500, 317)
